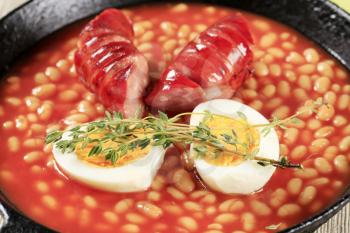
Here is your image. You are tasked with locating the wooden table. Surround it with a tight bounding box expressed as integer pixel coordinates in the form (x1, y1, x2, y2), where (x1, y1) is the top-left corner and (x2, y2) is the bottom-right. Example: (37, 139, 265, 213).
(0, 1, 349, 232)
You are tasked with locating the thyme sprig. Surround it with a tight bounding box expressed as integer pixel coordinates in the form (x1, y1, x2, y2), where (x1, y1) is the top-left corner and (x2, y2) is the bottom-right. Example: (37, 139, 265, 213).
(46, 100, 325, 169)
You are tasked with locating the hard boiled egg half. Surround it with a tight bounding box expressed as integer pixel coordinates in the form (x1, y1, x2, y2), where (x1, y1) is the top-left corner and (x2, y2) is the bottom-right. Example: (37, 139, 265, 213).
(52, 131, 165, 193)
(190, 99, 279, 195)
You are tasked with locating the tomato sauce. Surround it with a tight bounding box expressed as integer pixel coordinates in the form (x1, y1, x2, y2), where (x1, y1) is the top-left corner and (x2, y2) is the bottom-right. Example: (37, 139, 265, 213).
(0, 3, 349, 233)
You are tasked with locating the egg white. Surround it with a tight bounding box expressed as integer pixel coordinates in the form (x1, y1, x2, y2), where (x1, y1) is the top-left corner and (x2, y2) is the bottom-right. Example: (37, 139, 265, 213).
(190, 99, 279, 195)
(52, 131, 165, 193)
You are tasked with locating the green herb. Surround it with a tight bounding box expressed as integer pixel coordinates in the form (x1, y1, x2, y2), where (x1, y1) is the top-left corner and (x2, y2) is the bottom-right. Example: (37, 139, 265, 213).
(265, 223, 281, 230)
(46, 100, 324, 168)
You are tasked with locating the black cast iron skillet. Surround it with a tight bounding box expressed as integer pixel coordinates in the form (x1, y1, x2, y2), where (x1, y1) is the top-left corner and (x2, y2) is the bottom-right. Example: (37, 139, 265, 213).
(0, 0, 349, 232)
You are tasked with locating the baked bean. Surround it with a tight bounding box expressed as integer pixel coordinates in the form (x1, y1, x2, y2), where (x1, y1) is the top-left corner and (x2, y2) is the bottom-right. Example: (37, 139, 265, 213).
(254, 62, 269, 76)
(332, 84, 341, 92)
(252, 20, 270, 31)
(334, 155, 349, 173)
(15, 115, 28, 131)
(333, 115, 347, 127)
(277, 81, 291, 97)
(262, 54, 274, 63)
(201, 193, 217, 205)
(307, 119, 321, 130)
(241, 89, 257, 100)
(323, 91, 337, 105)
(178, 25, 191, 38)
(64, 113, 89, 125)
(114, 199, 134, 214)
(269, 64, 282, 76)
(5, 97, 21, 106)
(23, 138, 44, 149)
(140, 31, 154, 42)
(241, 212, 255, 231)
(190, 190, 209, 199)
(136, 201, 163, 219)
(167, 187, 186, 200)
(272, 106, 290, 119)
(337, 94, 350, 110)
(27, 113, 38, 122)
(309, 138, 330, 154)
(0, 170, 14, 182)
(298, 186, 317, 205)
(286, 52, 305, 64)
(279, 144, 289, 155)
(207, 223, 223, 230)
(317, 62, 334, 77)
(282, 42, 294, 50)
(270, 188, 287, 208)
(103, 211, 119, 224)
(172, 169, 195, 193)
(314, 157, 332, 174)
(162, 203, 183, 215)
(32, 83, 57, 99)
(262, 84, 276, 97)
(160, 21, 177, 36)
(151, 175, 165, 191)
(287, 178, 303, 196)
(265, 97, 282, 109)
(277, 204, 301, 217)
(8, 136, 20, 152)
(314, 76, 330, 94)
(205, 206, 217, 216)
(309, 177, 330, 186)
(298, 75, 311, 90)
(249, 100, 263, 111)
(267, 47, 285, 58)
(295, 168, 318, 179)
(259, 33, 277, 48)
(83, 195, 97, 208)
(343, 125, 350, 135)
(42, 195, 58, 209)
(34, 72, 49, 84)
(25, 96, 41, 112)
(24, 151, 44, 163)
(214, 213, 237, 224)
(126, 212, 147, 224)
(290, 145, 307, 160)
(250, 200, 272, 216)
(339, 136, 350, 151)
(343, 84, 350, 93)
(314, 126, 334, 138)
(283, 128, 298, 145)
(303, 48, 320, 63)
(219, 199, 244, 212)
(63, 205, 76, 220)
(77, 100, 96, 118)
(37, 101, 54, 121)
(171, 3, 188, 12)
(45, 67, 61, 82)
(178, 216, 198, 232)
(35, 181, 49, 193)
(184, 201, 202, 212)
(58, 90, 79, 102)
(147, 191, 161, 202)
(298, 64, 316, 74)
(121, 224, 140, 233)
(316, 104, 334, 121)
(163, 39, 177, 52)
(56, 59, 70, 72)
(284, 70, 297, 82)
(293, 88, 308, 102)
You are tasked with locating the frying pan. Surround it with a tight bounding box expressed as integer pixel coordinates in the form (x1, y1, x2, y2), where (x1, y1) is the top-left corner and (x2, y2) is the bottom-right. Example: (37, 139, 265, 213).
(0, 0, 349, 232)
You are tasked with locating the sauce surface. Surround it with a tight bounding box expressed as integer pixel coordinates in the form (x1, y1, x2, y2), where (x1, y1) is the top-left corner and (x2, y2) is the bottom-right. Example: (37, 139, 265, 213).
(0, 3, 349, 233)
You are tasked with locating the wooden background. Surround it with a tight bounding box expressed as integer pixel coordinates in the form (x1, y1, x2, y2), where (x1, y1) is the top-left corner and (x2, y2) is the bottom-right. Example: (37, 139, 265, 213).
(0, 0, 349, 232)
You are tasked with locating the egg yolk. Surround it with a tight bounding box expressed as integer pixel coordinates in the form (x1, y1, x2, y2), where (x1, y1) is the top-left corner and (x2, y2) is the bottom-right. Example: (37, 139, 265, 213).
(75, 133, 151, 167)
(195, 115, 260, 166)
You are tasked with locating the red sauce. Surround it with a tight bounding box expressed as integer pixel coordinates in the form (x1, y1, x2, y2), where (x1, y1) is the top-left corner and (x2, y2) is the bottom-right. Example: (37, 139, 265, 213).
(0, 3, 349, 233)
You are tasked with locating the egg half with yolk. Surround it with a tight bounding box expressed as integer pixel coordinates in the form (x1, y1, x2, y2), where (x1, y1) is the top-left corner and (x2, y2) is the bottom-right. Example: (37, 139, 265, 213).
(190, 99, 279, 195)
(52, 131, 165, 193)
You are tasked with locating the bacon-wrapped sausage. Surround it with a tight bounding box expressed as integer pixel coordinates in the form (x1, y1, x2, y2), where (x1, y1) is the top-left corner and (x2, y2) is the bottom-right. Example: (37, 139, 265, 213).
(146, 15, 253, 113)
(75, 9, 149, 118)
